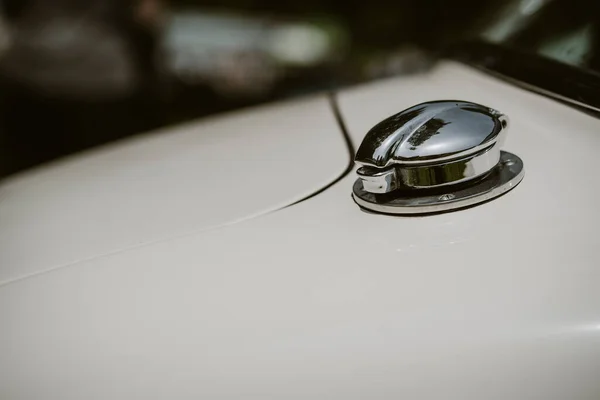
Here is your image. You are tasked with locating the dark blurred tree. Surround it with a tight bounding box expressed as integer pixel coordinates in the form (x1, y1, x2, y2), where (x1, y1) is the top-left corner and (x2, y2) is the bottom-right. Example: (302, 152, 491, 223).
(0, 0, 164, 176)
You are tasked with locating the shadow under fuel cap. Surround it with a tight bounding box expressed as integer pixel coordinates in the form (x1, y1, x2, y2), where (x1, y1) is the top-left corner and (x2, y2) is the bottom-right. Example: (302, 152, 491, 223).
(352, 100, 524, 215)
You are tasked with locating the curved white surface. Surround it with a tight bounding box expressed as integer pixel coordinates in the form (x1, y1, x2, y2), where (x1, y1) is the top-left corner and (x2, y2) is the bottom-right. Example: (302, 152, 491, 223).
(1, 62, 600, 399)
(0, 96, 348, 285)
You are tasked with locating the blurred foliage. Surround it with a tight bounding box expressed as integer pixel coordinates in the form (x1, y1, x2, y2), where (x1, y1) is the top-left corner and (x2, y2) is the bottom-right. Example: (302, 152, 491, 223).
(1, 0, 599, 177)
(171, 0, 492, 49)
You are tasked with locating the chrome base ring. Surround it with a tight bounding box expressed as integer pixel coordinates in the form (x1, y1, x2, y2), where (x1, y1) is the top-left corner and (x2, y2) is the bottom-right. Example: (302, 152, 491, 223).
(352, 151, 524, 215)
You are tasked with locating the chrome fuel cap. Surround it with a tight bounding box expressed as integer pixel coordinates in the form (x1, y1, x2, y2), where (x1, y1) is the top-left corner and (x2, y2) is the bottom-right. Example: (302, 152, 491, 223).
(352, 100, 524, 214)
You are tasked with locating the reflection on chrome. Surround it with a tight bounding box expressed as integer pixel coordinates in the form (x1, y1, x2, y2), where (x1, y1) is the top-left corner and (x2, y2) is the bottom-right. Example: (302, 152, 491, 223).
(352, 101, 524, 215)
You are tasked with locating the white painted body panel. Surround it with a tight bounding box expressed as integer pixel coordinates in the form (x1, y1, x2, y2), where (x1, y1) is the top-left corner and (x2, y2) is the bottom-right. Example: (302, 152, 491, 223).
(1, 62, 600, 399)
(0, 96, 348, 285)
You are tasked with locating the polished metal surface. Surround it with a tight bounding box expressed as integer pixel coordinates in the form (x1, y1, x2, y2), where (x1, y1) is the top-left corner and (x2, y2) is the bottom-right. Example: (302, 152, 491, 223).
(355, 100, 509, 192)
(353, 151, 524, 214)
(352, 100, 523, 214)
(357, 144, 501, 193)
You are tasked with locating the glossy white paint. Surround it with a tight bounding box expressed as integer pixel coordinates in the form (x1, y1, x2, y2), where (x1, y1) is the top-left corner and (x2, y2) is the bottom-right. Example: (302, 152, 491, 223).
(0, 96, 348, 285)
(1, 62, 600, 399)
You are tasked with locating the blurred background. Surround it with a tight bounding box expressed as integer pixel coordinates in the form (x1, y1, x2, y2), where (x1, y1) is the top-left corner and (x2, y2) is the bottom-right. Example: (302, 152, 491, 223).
(0, 0, 598, 177)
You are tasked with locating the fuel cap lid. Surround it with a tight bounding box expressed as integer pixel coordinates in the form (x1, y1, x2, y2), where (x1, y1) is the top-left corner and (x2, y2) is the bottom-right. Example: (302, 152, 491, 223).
(352, 100, 524, 215)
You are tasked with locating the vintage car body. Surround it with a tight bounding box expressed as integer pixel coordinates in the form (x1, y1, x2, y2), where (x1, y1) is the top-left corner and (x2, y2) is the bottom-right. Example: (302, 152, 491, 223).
(1, 61, 599, 399)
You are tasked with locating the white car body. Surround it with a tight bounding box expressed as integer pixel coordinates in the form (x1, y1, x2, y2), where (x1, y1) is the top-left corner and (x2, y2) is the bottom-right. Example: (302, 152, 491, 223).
(1, 61, 599, 399)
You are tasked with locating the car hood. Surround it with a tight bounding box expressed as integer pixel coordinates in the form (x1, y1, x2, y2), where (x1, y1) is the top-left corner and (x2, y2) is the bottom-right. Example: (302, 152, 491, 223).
(1, 62, 600, 399)
(0, 95, 349, 284)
